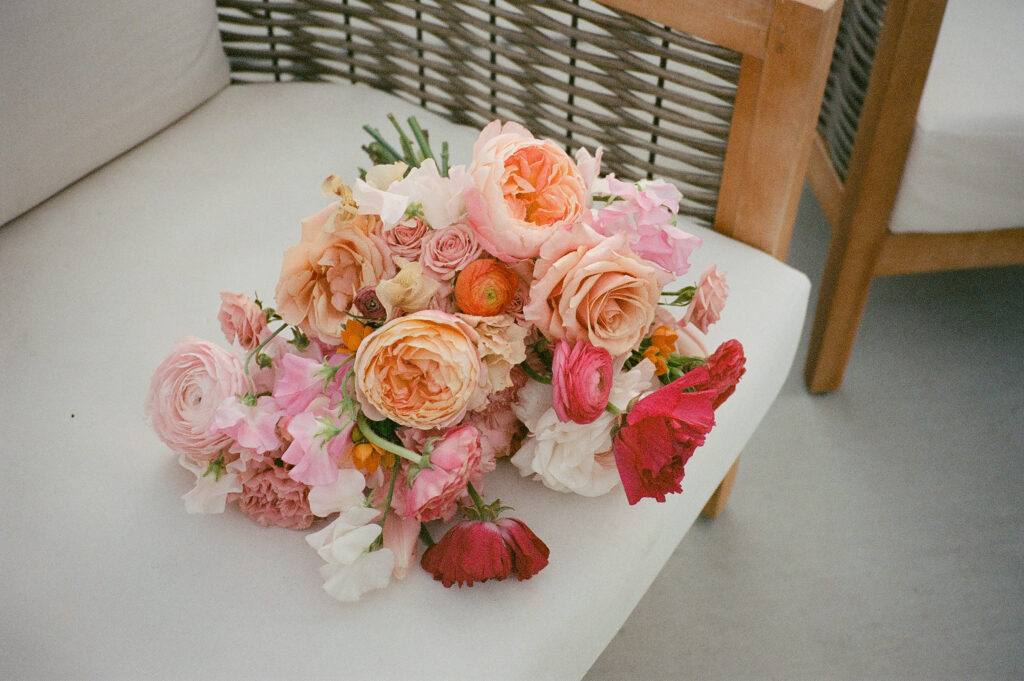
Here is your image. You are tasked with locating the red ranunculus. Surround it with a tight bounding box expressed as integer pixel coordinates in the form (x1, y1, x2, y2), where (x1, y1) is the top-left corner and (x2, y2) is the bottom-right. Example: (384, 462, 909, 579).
(421, 517, 549, 587)
(701, 339, 746, 408)
(551, 339, 614, 424)
(612, 366, 716, 505)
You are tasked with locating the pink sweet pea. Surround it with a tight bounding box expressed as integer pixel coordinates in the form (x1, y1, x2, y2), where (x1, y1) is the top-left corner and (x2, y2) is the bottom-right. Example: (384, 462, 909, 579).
(420, 517, 549, 588)
(551, 339, 614, 425)
(592, 177, 701, 277)
(404, 425, 483, 522)
(211, 394, 283, 460)
(281, 398, 354, 486)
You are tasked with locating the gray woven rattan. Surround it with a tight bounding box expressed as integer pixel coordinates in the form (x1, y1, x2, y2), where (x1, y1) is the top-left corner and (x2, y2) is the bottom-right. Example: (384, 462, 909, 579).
(215, 0, 741, 225)
(816, 0, 888, 181)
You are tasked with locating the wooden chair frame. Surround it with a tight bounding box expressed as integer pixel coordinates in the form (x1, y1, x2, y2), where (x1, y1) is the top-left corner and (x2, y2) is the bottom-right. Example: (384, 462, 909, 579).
(216, 0, 842, 514)
(805, 0, 1024, 394)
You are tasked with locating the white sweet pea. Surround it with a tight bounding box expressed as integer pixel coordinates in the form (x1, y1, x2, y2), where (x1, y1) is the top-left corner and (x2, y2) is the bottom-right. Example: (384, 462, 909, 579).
(353, 159, 469, 230)
(178, 453, 245, 514)
(305, 503, 393, 601)
(307, 469, 367, 517)
(319, 548, 395, 602)
(364, 161, 408, 189)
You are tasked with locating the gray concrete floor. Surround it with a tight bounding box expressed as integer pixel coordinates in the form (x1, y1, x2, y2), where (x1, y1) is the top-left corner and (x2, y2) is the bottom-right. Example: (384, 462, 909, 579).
(585, 186, 1024, 680)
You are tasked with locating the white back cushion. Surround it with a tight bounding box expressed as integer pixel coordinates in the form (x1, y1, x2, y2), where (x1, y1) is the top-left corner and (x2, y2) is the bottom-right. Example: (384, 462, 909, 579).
(0, 0, 230, 225)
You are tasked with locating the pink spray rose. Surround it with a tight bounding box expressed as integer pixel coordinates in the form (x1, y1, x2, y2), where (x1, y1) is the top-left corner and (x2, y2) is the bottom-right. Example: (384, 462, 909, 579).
(379, 217, 428, 261)
(217, 292, 269, 350)
(147, 337, 246, 460)
(419, 222, 482, 280)
(524, 222, 671, 357)
(465, 120, 589, 261)
(404, 425, 483, 522)
(551, 339, 614, 425)
(237, 463, 315, 530)
(684, 265, 729, 333)
(420, 517, 549, 588)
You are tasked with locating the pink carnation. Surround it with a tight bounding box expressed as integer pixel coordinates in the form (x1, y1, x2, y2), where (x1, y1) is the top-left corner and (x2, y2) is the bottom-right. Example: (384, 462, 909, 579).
(684, 265, 729, 333)
(217, 292, 268, 350)
(146, 337, 246, 460)
(238, 464, 315, 530)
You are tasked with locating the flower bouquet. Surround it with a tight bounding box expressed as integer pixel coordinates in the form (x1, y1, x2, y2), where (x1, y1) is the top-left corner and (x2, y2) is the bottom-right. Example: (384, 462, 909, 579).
(146, 116, 744, 601)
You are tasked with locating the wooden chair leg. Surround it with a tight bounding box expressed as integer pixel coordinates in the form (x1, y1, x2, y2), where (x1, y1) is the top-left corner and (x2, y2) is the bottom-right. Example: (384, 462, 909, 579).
(804, 228, 882, 393)
(701, 458, 740, 518)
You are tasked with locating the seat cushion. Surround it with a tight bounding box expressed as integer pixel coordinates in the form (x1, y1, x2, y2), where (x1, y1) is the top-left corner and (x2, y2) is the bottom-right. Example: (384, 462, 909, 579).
(0, 0, 230, 226)
(889, 0, 1024, 234)
(0, 82, 808, 681)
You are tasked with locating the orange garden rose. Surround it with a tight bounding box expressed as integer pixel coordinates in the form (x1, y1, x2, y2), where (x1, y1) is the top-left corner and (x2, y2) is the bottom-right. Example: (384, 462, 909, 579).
(454, 258, 518, 316)
(275, 201, 395, 346)
(465, 120, 588, 261)
(353, 310, 483, 429)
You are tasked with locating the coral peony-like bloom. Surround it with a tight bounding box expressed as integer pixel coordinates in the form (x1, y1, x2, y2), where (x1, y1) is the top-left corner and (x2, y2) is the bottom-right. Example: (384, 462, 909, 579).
(354, 310, 483, 429)
(147, 337, 246, 460)
(551, 339, 614, 424)
(217, 291, 268, 350)
(420, 222, 483, 280)
(404, 425, 483, 522)
(524, 223, 671, 357)
(420, 517, 549, 587)
(612, 366, 717, 504)
(237, 463, 315, 530)
(454, 258, 519, 317)
(275, 202, 394, 346)
(683, 264, 729, 333)
(465, 120, 588, 261)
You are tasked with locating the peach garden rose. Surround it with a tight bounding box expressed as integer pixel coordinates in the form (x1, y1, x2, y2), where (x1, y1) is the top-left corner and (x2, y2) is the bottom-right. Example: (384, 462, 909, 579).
(465, 120, 588, 261)
(353, 310, 483, 429)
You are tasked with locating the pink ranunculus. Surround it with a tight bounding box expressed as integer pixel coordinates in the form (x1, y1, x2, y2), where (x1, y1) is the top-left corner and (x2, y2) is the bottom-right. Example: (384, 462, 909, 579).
(275, 202, 395, 346)
(612, 366, 717, 504)
(147, 337, 247, 460)
(551, 339, 614, 425)
(523, 222, 671, 357)
(217, 291, 269, 351)
(380, 216, 428, 261)
(591, 177, 701, 277)
(237, 463, 315, 530)
(404, 425, 483, 522)
(466, 120, 589, 261)
(420, 516, 549, 588)
(419, 222, 482, 280)
(354, 310, 483, 429)
(684, 264, 729, 333)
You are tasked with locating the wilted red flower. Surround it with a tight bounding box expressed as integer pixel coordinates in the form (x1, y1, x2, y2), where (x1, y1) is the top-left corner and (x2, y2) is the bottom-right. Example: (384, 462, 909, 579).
(421, 517, 549, 587)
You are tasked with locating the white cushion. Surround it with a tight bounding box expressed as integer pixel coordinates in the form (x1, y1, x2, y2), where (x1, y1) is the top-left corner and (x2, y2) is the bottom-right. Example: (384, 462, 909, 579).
(0, 83, 809, 680)
(0, 0, 230, 226)
(889, 0, 1024, 234)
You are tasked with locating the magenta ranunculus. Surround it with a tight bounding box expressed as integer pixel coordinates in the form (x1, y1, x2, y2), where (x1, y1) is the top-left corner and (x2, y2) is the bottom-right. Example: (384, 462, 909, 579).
(217, 291, 268, 350)
(404, 425, 483, 522)
(147, 336, 247, 460)
(551, 339, 614, 425)
(420, 516, 549, 588)
(237, 464, 315, 530)
(612, 366, 717, 504)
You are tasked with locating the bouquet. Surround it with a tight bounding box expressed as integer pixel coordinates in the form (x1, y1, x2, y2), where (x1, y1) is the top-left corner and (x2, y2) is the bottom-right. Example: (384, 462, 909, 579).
(146, 116, 745, 602)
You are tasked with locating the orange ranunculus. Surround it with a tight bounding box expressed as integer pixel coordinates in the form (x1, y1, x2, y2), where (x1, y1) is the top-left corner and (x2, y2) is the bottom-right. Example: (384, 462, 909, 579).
(354, 311, 483, 429)
(454, 259, 519, 316)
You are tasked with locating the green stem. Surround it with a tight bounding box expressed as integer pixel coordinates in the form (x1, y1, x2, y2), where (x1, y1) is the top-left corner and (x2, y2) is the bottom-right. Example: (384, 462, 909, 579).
(356, 412, 422, 465)
(605, 402, 622, 416)
(362, 124, 403, 163)
(466, 481, 486, 515)
(244, 323, 289, 385)
(408, 117, 435, 163)
(519, 361, 552, 385)
(419, 523, 435, 548)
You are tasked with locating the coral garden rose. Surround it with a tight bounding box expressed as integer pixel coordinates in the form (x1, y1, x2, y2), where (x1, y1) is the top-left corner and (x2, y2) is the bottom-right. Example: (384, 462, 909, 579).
(275, 201, 394, 346)
(551, 339, 614, 425)
(465, 120, 588, 261)
(420, 517, 549, 588)
(524, 223, 670, 357)
(354, 310, 483, 429)
(147, 336, 246, 460)
(237, 463, 315, 530)
(217, 291, 268, 350)
(454, 258, 518, 317)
